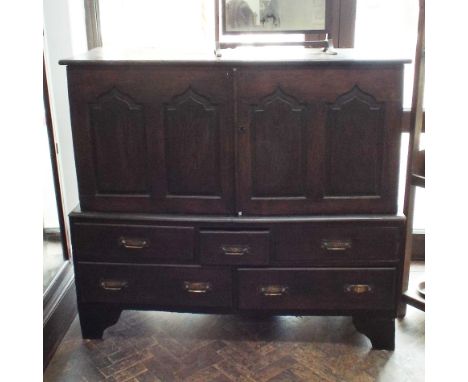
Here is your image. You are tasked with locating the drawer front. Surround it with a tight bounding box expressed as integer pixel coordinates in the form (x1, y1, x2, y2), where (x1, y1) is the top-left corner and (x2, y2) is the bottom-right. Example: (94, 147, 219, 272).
(275, 225, 400, 264)
(77, 263, 232, 308)
(238, 268, 396, 311)
(72, 223, 195, 263)
(200, 230, 270, 265)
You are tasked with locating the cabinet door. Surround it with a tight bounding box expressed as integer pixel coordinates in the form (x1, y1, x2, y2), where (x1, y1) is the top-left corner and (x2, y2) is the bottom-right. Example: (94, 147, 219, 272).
(67, 66, 234, 214)
(236, 66, 402, 215)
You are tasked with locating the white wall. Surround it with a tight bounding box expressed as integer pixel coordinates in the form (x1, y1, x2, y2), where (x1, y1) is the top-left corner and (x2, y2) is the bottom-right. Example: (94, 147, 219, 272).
(43, 0, 88, 245)
(99, 0, 213, 52)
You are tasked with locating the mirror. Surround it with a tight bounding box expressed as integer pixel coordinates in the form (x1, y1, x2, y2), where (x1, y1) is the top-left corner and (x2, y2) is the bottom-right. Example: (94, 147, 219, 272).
(43, 110, 66, 292)
(223, 0, 327, 34)
(43, 62, 69, 293)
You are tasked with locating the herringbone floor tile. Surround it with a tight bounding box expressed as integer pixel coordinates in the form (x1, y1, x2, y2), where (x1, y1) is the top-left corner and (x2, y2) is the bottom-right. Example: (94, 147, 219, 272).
(44, 307, 424, 382)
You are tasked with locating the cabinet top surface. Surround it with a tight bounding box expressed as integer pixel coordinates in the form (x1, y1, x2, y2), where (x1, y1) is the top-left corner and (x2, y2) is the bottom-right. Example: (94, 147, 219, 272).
(60, 47, 411, 66)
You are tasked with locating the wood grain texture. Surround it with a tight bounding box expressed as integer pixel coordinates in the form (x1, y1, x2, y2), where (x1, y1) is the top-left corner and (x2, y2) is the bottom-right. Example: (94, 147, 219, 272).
(72, 222, 195, 263)
(70, 213, 404, 268)
(44, 308, 425, 381)
(200, 230, 270, 266)
(76, 264, 233, 309)
(62, 54, 408, 356)
(89, 88, 148, 195)
(164, 88, 222, 197)
(67, 66, 235, 214)
(236, 65, 403, 215)
(238, 268, 396, 311)
(274, 223, 401, 264)
(249, 88, 307, 198)
(67, 61, 404, 215)
(324, 86, 384, 197)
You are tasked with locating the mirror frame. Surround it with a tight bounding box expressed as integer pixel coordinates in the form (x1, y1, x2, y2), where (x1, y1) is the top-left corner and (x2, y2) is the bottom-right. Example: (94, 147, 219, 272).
(221, 0, 331, 35)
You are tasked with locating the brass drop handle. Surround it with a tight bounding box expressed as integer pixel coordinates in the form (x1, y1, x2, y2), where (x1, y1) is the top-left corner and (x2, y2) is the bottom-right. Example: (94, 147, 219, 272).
(260, 285, 288, 297)
(321, 239, 352, 252)
(100, 279, 128, 291)
(118, 236, 149, 249)
(345, 284, 373, 294)
(183, 281, 212, 294)
(221, 244, 250, 256)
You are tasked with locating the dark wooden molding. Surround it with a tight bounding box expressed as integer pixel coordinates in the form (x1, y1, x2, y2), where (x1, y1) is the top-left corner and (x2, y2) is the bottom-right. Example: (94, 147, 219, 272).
(328, 85, 382, 111)
(43, 262, 77, 371)
(92, 87, 144, 111)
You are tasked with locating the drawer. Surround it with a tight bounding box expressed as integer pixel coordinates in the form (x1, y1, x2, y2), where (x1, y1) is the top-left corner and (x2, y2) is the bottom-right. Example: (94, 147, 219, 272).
(275, 224, 401, 264)
(238, 268, 396, 311)
(77, 263, 232, 308)
(200, 230, 270, 265)
(72, 223, 195, 263)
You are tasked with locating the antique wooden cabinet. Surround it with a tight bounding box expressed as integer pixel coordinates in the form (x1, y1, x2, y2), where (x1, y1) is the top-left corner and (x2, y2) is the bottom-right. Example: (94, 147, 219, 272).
(61, 48, 409, 350)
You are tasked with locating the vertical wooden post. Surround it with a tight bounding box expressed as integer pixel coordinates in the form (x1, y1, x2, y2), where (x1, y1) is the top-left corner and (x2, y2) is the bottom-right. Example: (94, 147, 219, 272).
(398, 0, 425, 317)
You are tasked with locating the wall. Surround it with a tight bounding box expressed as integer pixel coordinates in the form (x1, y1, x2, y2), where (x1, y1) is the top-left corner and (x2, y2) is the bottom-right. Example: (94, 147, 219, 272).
(99, 0, 212, 52)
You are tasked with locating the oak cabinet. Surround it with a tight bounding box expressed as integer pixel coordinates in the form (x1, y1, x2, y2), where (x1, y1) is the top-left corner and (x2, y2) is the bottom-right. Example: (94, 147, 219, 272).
(62, 49, 409, 350)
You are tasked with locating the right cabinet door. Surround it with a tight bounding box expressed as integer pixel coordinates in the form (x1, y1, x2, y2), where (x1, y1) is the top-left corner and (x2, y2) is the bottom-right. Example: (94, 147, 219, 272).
(236, 65, 403, 215)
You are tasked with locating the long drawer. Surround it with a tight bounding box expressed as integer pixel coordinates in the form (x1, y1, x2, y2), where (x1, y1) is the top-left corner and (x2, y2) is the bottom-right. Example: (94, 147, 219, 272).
(274, 224, 401, 264)
(72, 222, 195, 263)
(76, 263, 232, 308)
(238, 268, 396, 311)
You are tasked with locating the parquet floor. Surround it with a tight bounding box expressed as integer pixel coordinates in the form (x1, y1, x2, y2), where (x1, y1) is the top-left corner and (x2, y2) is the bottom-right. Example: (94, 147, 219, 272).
(44, 306, 424, 382)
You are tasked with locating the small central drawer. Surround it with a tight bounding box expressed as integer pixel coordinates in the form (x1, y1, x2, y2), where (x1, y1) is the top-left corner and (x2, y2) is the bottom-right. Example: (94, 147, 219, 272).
(72, 223, 195, 263)
(200, 230, 270, 265)
(238, 268, 396, 311)
(77, 263, 232, 308)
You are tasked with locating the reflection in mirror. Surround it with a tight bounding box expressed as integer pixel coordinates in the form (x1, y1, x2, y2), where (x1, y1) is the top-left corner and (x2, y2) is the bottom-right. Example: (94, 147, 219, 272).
(43, 83, 67, 293)
(223, 0, 326, 33)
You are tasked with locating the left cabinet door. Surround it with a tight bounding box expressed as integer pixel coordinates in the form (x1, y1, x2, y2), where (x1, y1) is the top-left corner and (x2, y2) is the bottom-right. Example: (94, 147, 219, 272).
(67, 65, 235, 214)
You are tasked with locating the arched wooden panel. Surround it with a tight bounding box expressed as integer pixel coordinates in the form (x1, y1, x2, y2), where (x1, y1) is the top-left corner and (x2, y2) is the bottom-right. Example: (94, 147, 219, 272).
(89, 88, 149, 194)
(250, 88, 307, 198)
(164, 87, 221, 197)
(324, 86, 385, 197)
